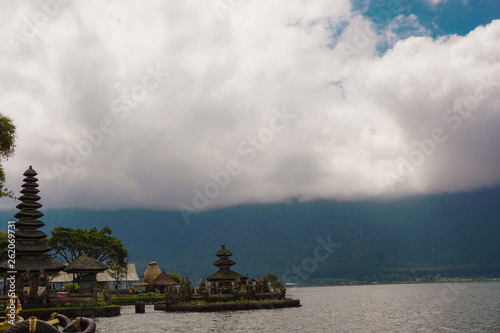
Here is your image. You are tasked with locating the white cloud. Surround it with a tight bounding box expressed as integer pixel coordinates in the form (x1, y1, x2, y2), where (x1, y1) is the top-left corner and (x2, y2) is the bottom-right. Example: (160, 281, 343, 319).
(425, 0, 448, 6)
(0, 1, 499, 211)
(380, 14, 432, 50)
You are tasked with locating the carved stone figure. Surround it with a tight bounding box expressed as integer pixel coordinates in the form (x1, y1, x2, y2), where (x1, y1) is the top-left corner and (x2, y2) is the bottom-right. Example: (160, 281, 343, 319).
(262, 275, 270, 293)
(255, 276, 262, 293)
(234, 276, 241, 292)
(198, 277, 207, 293)
(246, 274, 252, 288)
(280, 286, 287, 299)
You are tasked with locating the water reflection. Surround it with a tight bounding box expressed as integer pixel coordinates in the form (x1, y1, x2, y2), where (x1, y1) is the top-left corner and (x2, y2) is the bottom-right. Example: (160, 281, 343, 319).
(95, 282, 500, 333)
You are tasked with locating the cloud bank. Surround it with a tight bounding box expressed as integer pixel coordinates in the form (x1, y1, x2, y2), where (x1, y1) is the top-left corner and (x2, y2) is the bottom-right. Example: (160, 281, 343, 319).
(0, 0, 499, 211)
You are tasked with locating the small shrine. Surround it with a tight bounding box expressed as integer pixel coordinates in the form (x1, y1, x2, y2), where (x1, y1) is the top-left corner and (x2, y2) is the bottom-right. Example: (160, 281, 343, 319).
(64, 255, 108, 293)
(148, 270, 177, 293)
(0, 166, 65, 303)
(206, 244, 245, 293)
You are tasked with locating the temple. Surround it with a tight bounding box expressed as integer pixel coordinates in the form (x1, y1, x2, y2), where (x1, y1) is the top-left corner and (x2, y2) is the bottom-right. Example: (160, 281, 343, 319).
(0, 166, 65, 299)
(63, 255, 108, 293)
(157, 244, 298, 311)
(206, 244, 245, 293)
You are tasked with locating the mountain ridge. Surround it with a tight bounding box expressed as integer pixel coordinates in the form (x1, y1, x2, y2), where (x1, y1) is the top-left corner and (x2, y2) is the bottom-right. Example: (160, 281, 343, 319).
(1, 186, 499, 283)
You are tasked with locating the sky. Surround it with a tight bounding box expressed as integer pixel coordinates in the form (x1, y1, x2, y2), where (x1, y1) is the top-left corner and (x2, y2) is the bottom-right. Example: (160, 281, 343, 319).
(0, 0, 499, 213)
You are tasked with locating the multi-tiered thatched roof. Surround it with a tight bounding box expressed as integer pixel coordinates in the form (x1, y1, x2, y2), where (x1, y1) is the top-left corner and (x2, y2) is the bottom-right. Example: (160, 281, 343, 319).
(206, 244, 245, 283)
(0, 166, 64, 273)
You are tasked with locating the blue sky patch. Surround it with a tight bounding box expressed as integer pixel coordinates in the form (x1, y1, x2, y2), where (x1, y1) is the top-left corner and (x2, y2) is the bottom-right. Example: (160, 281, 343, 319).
(352, 0, 500, 37)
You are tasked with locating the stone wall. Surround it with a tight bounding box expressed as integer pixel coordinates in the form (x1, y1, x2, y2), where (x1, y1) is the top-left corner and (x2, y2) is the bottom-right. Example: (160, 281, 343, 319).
(156, 299, 300, 312)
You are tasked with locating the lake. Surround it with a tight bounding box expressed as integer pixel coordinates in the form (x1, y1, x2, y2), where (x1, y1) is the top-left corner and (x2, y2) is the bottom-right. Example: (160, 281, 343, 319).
(95, 282, 500, 332)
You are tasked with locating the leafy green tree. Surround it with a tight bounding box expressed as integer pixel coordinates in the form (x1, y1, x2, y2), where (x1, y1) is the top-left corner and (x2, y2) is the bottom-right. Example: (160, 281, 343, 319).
(168, 273, 181, 283)
(0, 230, 8, 262)
(0, 114, 16, 198)
(266, 273, 284, 290)
(48, 226, 128, 264)
(108, 260, 127, 289)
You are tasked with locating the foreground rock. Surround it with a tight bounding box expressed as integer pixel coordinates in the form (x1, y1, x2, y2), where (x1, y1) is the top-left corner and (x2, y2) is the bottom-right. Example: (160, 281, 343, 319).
(4, 313, 96, 333)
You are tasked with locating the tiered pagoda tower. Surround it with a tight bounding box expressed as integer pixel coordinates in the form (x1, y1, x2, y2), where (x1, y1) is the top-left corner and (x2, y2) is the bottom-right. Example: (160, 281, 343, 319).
(206, 244, 245, 293)
(213, 244, 236, 273)
(0, 166, 65, 294)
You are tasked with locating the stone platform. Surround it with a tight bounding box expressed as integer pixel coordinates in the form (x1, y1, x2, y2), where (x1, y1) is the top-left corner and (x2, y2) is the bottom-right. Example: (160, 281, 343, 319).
(155, 299, 300, 312)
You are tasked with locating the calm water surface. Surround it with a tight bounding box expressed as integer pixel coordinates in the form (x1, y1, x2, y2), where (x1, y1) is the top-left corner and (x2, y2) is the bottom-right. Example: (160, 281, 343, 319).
(95, 282, 500, 332)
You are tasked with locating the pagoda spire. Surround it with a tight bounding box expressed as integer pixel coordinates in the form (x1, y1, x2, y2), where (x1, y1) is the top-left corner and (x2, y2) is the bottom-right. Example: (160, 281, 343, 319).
(213, 244, 236, 272)
(13, 166, 51, 257)
(0, 166, 65, 273)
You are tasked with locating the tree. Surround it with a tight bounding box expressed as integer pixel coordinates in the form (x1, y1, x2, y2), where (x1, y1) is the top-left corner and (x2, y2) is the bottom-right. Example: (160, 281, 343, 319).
(168, 273, 181, 283)
(0, 230, 8, 262)
(266, 273, 284, 290)
(0, 114, 16, 198)
(108, 260, 128, 289)
(48, 226, 128, 264)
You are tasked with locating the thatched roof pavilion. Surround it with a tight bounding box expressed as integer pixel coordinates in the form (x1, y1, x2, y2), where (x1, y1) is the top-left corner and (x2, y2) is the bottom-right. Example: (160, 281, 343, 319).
(206, 270, 245, 282)
(50, 263, 140, 283)
(64, 255, 108, 293)
(143, 260, 161, 284)
(64, 255, 108, 274)
(149, 270, 177, 287)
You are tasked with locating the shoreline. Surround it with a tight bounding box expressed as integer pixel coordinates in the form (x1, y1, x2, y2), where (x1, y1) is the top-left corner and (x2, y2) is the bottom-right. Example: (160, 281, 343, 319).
(290, 278, 500, 288)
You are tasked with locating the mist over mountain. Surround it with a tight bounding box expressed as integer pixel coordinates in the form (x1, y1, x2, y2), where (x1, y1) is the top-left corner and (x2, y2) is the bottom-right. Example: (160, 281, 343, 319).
(1, 186, 499, 283)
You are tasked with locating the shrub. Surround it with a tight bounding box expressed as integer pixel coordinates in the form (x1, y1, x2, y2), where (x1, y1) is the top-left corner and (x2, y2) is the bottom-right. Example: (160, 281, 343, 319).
(20, 305, 120, 320)
(65, 283, 80, 293)
(55, 299, 105, 308)
(112, 292, 162, 298)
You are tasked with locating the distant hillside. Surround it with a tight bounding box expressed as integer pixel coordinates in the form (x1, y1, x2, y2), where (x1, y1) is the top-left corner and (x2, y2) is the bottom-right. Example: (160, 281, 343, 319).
(1, 186, 499, 283)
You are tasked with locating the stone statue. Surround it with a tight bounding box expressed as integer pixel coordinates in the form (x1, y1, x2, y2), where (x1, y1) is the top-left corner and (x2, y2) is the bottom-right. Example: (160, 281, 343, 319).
(186, 276, 193, 298)
(179, 276, 187, 301)
(165, 286, 173, 305)
(255, 276, 262, 293)
(38, 269, 48, 286)
(234, 276, 241, 292)
(246, 274, 252, 288)
(231, 276, 241, 296)
(179, 276, 193, 302)
(246, 274, 255, 299)
(199, 278, 209, 300)
(262, 275, 270, 293)
(198, 278, 207, 293)
(279, 286, 287, 299)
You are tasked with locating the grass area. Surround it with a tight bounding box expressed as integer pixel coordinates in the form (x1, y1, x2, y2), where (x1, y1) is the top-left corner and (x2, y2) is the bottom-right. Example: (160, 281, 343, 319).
(110, 292, 163, 305)
(111, 296, 163, 305)
(112, 292, 162, 298)
(19, 305, 121, 320)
